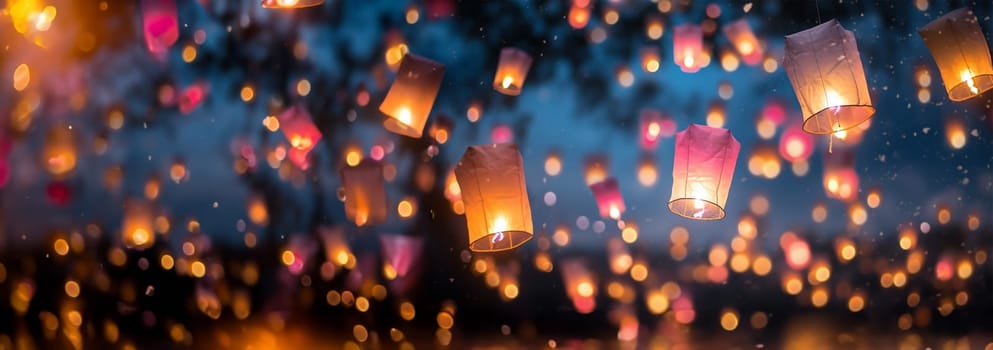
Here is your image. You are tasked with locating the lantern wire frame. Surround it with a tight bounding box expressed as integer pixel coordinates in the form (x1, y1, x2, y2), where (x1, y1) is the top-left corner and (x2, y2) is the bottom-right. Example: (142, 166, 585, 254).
(261, 0, 324, 8)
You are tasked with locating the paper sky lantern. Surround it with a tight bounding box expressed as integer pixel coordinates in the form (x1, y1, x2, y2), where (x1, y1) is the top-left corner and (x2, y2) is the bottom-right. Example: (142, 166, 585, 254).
(340, 160, 387, 227)
(379, 234, 424, 279)
(179, 82, 207, 114)
(493, 48, 533, 96)
(454, 144, 533, 252)
(584, 155, 609, 185)
(779, 124, 815, 162)
(380, 53, 445, 138)
(919, 8, 993, 102)
(122, 200, 155, 250)
(561, 258, 597, 314)
(668, 124, 740, 220)
(140, 0, 179, 57)
(674, 24, 705, 73)
(784, 20, 874, 135)
(590, 178, 625, 220)
(568, 6, 590, 30)
(641, 46, 661, 73)
(42, 123, 77, 178)
(723, 19, 763, 66)
(277, 104, 321, 170)
(318, 226, 352, 269)
(260, 0, 324, 8)
(823, 150, 859, 202)
(639, 109, 675, 150)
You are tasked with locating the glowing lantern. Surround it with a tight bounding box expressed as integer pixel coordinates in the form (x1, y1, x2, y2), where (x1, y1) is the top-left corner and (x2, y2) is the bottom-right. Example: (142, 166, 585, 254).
(640, 109, 675, 150)
(42, 123, 77, 178)
(260, 0, 324, 8)
(561, 258, 596, 314)
(568, 6, 590, 30)
(493, 48, 533, 96)
(141, 0, 179, 58)
(722, 19, 763, 65)
(428, 116, 453, 145)
(277, 104, 321, 170)
(122, 200, 155, 250)
(589, 178, 625, 220)
(455, 144, 533, 252)
(379, 234, 424, 293)
(918, 8, 993, 101)
(641, 47, 661, 73)
(380, 54, 445, 138)
(669, 124, 740, 220)
(822, 150, 859, 202)
(779, 124, 815, 162)
(584, 155, 609, 185)
(673, 24, 705, 73)
(179, 82, 207, 114)
(784, 20, 874, 135)
(340, 160, 387, 227)
(283, 235, 317, 275)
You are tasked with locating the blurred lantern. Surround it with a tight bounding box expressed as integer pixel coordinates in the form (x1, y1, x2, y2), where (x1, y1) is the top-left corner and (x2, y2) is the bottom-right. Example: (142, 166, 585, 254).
(42, 123, 77, 178)
(46, 181, 71, 206)
(425, 0, 454, 20)
(443, 169, 463, 209)
(561, 258, 597, 314)
(276, 104, 321, 170)
(493, 48, 533, 96)
(823, 150, 859, 202)
(383, 30, 409, 71)
(668, 124, 740, 220)
(380, 53, 445, 138)
(140, 0, 178, 58)
(584, 155, 609, 185)
(428, 116, 453, 145)
(780, 232, 811, 270)
(340, 160, 387, 227)
(641, 47, 661, 73)
(568, 6, 591, 30)
(607, 238, 633, 275)
(379, 234, 424, 279)
(590, 178, 625, 220)
(178, 82, 207, 114)
(318, 226, 353, 269)
(413, 161, 436, 193)
(723, 19, 764, 65)
(122, 200, 155, 250)
(260, 0, 323, 8)
(673, 24, 705, 73)
(779, 123, 815, 162)
(784, 20, 874, 136)
(918, 8, 993, 102)
(490, 124, 514, 144)
(640, 109, 675, 150)
(454, 144, 533, 252)
(637, 156, 658, 187)
(283, 235, 317, 275)
(747, 144, 781, 179)
(0, 136, 10, 188)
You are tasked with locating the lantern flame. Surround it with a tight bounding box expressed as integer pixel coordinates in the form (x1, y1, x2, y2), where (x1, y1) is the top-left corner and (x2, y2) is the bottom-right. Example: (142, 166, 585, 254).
(492, 216, 508, 234)
(278, 0, 299, 5)
(691, 183, 708, 218)
(683, 49, 695, 68)
(501, 76, 514, 89)
(962, 70, 979, 94)
(397, 107, 413, 125)
(609, 205, 621, 220)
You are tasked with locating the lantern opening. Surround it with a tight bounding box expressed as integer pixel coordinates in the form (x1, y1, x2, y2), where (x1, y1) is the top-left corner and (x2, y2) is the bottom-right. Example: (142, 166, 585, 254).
(950, 70, 993, 100)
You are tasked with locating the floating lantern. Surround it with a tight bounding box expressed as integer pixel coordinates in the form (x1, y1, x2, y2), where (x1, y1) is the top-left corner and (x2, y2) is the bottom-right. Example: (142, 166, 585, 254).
(340, 160, 388, 227)
(919, 8, 993, 101)
(706, 101, 726, 128)
(779, 124, 815, 162)
(428, 116, 453, 145)
(42, 123, 77, 178)
(140, 0, 178, 57)
(590, 178, 625, 220)
(380, 54, 445, 138)
(454, 144, 533, 252)
(493, 48, 533, 96)
(276, 104, 321, 170)
(668, 124, 740, 220)
(568, 6, 590, 30)
(122, 200, 155, 250)
(673, 24, 705, 73)
(584, 155, 609, 185)
(641, 47, 661, 73)
(178, 82, 207, 115)
(561, 258, 597, 314)
(784, 20, 874, 135)
(640, 109, 675, 150)
(379, 234, 424, 280)
(260, 0, 324, 8)
(746, 144, 781, 180)
(822, 150, 859, 202)
(319, 226, 353, 269)
(637, 156, 658, 187)
(722, 19, 764, 65)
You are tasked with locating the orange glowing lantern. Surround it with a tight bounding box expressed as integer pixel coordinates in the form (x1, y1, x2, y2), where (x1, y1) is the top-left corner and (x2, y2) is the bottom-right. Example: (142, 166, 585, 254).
(568, 6, 590, 30)
(778, 124, 814, 162)
(42, 123, 77, 178)
(493, 48, 533, 96)
(276, 104, 321, 170)
(722, 19, 763, 66)
(122, 200, 155, 250)
(823, 150, 859, 202)
(561, 258, 597, 314)
(340, 160, 387, 227)
(454, 144, 533, 252)
(380, 54, 445, 138)
(784, 20, 874, 135)
(640, 109, 675, 150)
(673, 24, 705, 73)
(669, 124, 741, 220)
(584, 155, 609, 185)
(141, 0, 179, 58)
(641, 46, 661, 73)
(260, 0, 324, 8)
(428, 116, 453, 145)
(919, 8, 993, 102)
(379, 234, 424, 284)
(590, 178, 625, 220)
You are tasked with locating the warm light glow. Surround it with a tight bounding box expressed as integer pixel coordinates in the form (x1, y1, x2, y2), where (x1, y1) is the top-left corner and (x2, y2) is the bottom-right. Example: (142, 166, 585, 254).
(501, 76, 513, 89)
(961, 70, 979, 95)
(576, 281, 594, 298)
(946, 120, 966, 149)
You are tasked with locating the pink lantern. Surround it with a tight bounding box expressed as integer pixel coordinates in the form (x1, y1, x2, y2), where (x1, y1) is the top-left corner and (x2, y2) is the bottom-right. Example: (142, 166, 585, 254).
(823, 150, 859, 202)
(722, 19, 764, 66)
(340, 160, 388, 227)
(380, 53, 445, 138)
(379, 233, 425, 296)
(277, 104, 321, 170)
(590, 178, 625, 220)
(140, 0, 179, 58)
(778, 124, 815, 162)
(560, 258, 596, 314)
(673, 24, 705, 73)
(179, 82, 207, 114)
(260, 0, 324, 8)
(668, 124, 740, 220)
(284, 235, 317, 275)
(640, 109, 675, 150)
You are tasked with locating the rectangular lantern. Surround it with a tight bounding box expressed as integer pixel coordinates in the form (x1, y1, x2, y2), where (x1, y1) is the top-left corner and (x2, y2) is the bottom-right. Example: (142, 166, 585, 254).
(722, 19, 764, 66)
(590, 177, 625, 220)
(122, 200, 155, 250)
(918, 8, 993, 102)
(493, 47, 533, 96)
(784, 20, 875, 135)
(822, 150, 859, 202)
(140, 0, 179, 57)
(380, 53, 445, 138)
(277, 104, 322, 170)
(669, 124, 740, 220)
(454, 143, 533, 252)
(340, 160, 388, 227)
(673, 24, 705, 73)
(261, 0, 324, 8)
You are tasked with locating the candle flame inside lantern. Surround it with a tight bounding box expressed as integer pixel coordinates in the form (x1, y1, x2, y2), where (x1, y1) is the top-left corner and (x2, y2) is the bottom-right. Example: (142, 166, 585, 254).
(290, 134, 312, 150)
(691, 183, 708, 218)
(648, 122, 661, 138)
(961, 70, 979, 95)
(492, 215, 508, 234)
(277, 0, 299, 5)
(576, 281, 594, 298)
(501, 76, 514, 89)
(683, 49, 695, 69)
(738, 41, 754, 56)
(131, 228, 151, 246)
(609, 205, 621, 220)
(397, 107, 413, 126)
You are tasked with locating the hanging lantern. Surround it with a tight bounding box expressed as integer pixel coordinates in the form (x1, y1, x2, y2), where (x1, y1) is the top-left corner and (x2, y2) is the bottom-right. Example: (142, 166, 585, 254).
(380, 53, 445, 138)
(340, 160, 388, 227)
(590, 178, 625, 220)
(779, 124, 815, 162)
(673, 24, 705, 73)
(584, 155, 609, 185)
(122, 200, 155, 250)
(668, 124, 740, 220)
(277, 104, 321, 170)
(722, 19, 764, 66)
(784, 20, 874, 135)
(140, 0, 178, 58)
(454, 143, 533, 252)
(260, 0, 324, 8)
(918, 8, 993, 102)
(822, 150, 859, 202)
(493, 48, 533, 96)
(42, 123, 77, 178)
